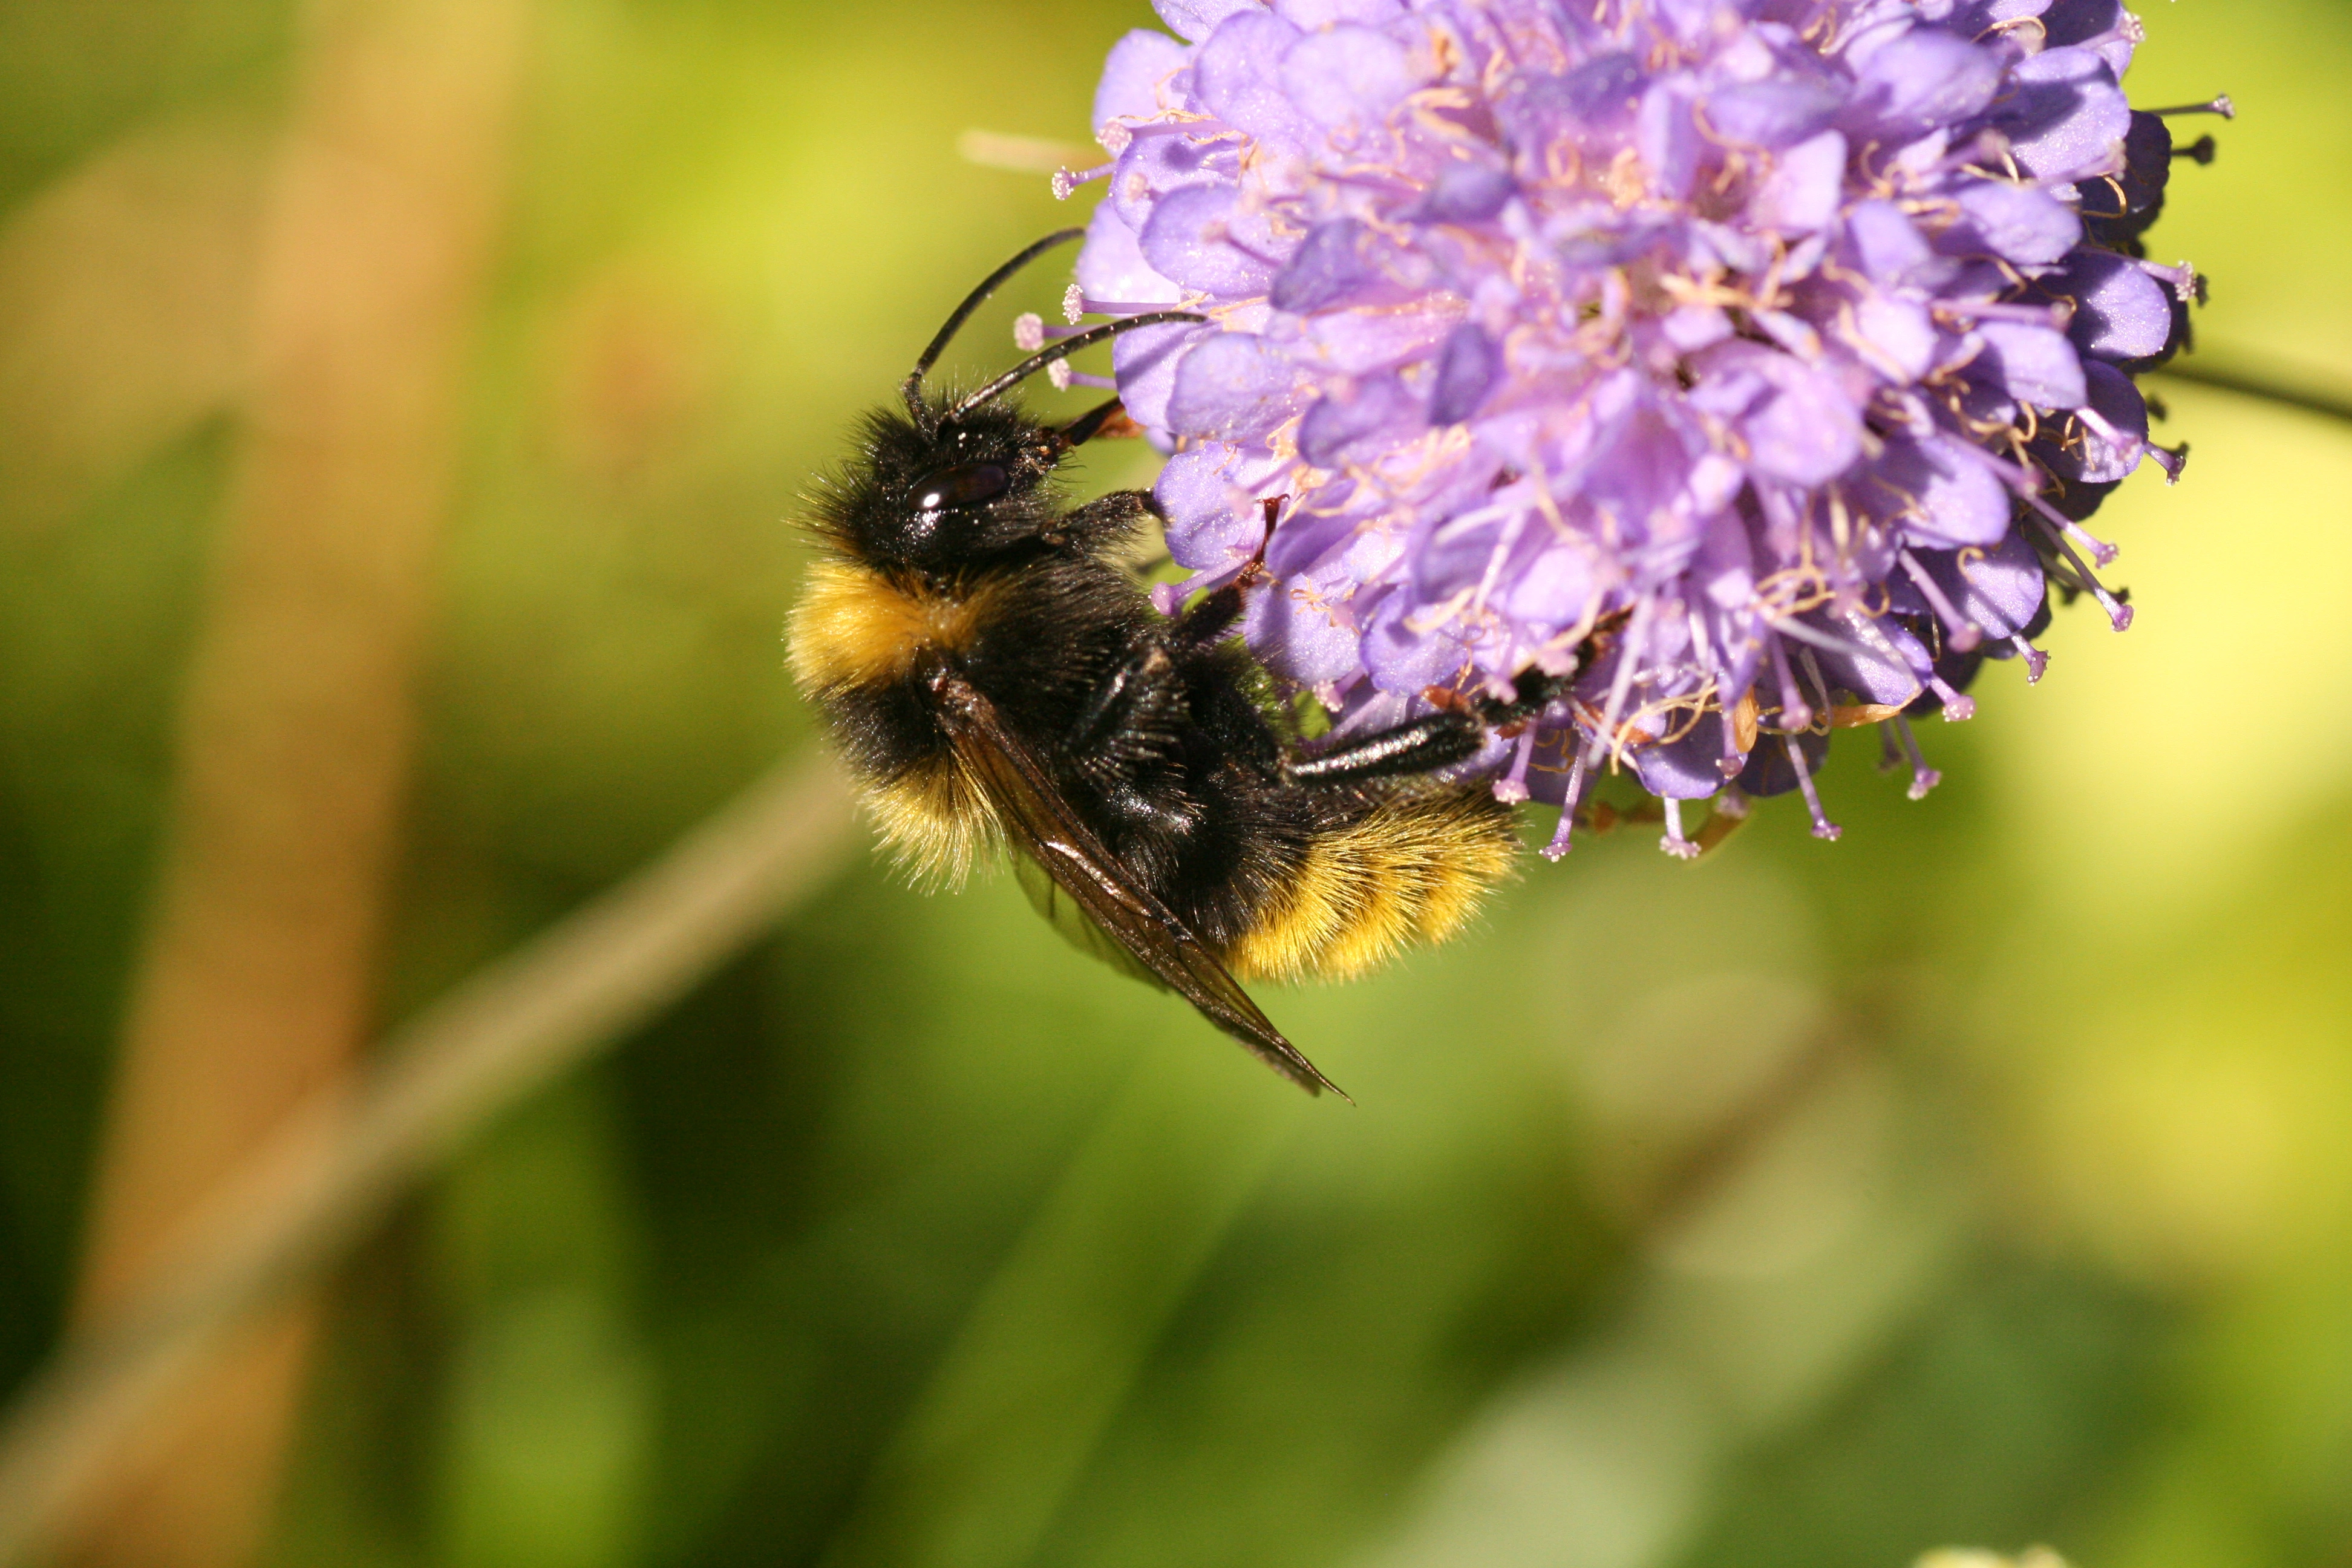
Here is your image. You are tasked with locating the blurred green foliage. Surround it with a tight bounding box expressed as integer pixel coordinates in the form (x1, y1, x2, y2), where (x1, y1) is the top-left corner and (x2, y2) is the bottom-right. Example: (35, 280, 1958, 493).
(2, 1, 2350, 1566)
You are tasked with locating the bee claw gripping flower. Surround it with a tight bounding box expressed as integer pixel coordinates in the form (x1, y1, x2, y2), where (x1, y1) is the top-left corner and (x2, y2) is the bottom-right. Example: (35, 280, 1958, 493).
(1066, 0, 2209, 852)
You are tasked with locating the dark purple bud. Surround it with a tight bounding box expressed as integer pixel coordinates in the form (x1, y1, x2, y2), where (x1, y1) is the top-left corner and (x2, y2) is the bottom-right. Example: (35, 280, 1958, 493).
(2080, 111, 2174, 247)
(1736, 726, 1829, 800)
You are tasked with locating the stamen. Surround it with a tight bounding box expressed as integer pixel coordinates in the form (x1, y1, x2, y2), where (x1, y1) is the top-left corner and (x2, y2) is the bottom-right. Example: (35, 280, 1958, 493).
(1051, 162, 1114, 201)
(1541, 753, 1587, 861)
(1877, 722, 1903, 774)
(2147, 95, 2235, 119)
(1935, 298, 2071, 330)
(1785, 734, 1841, 840)
(1717, 682, 1746, 780)
(1659, 796, 1702, 859)
(2147, 440, 2190, 483)
(2027, 511, 2134, 629)
(2074, 402, 2134, 457)
(1493, 725, 1538, 804)
(1769, 633, 1812, 732)
(2173, 135, 2218, 165)
(1771, 614, 1879, 665)
(2024, 489, 2119, 567)
(1796, 645, 1837, 721)
(1843, 612, 1973, 720)
(1581, 596, 1653, 769)
(2009, 635, 2050, 682)
(1890, 716, 1942, 800)
(1065, 287, 1183, 323)
(1898, 549, 1983, 651)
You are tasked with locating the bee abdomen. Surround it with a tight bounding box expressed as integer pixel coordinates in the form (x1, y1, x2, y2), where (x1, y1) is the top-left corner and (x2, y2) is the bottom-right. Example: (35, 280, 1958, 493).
(1223, 785, 1518, 984)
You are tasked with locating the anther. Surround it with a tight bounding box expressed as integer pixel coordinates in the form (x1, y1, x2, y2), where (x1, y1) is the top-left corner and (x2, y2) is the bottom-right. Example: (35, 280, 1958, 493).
(1017, 313, 1106, 353)
(2135, 258, 2201, 302)
(2010, 635, 2050, 682)
(1660, 796, 1702, 859)
(2148, 440, 2189, 483)
(2174, 135, 2218, 165)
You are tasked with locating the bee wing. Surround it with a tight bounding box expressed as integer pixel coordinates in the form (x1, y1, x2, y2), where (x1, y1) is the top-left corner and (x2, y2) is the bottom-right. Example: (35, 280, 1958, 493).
(935, 673, 1344, 1099)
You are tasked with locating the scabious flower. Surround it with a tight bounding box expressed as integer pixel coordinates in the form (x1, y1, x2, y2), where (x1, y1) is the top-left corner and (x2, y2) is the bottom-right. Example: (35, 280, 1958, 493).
(1048, 0, 2213, 856)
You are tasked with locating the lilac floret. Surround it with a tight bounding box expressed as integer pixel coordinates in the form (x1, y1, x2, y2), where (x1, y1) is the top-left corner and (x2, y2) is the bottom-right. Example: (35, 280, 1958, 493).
(1068, 0, 2203, 854)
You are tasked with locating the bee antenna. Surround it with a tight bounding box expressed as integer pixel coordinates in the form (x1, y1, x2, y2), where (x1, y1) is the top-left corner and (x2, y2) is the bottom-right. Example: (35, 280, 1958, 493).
(944, 311, 1206, 422)
(902, 229, 1086, 422)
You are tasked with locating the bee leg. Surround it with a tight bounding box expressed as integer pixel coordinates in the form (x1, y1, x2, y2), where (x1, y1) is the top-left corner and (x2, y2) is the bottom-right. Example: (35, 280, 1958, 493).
(1287, 670, 1573, 784)
(1168, 583, 1244, 650)
(1474, 668, 1572, 725)
(1067, 644, 1183, 765)
(1284, 711, 1487, 783)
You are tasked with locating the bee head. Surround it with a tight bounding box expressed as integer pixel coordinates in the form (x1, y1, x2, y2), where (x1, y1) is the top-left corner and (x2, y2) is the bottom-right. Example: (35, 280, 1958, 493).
(804, 232, 1203, 577)
(823, 400, 1069, 573)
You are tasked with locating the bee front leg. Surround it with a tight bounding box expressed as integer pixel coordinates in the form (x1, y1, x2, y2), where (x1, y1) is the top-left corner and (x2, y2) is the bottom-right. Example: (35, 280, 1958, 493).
(1045, 489, 1161, 556)
(1168, 583, 1244, 650)
(1067, 644, 1184, 770)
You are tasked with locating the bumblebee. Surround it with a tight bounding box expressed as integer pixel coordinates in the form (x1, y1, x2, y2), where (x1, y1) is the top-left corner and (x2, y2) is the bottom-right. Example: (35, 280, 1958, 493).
(789, 232, 1558, 1095)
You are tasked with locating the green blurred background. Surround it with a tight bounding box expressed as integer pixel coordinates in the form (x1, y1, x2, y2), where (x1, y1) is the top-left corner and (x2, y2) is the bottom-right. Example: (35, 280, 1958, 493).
(1, 1, 2348, 1565)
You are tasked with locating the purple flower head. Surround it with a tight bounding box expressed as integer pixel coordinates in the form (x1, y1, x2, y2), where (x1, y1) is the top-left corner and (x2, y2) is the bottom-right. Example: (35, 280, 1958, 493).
(1061, 0, 2209, 854)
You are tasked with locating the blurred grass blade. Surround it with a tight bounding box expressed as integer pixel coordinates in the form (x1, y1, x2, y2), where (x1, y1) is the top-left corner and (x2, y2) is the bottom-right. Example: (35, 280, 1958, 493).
(0, 754, 854, 1568)
(64, 0, 539, 1557)
(821, 1030, 1310, 1568)
(2154, 353, 2352, 426)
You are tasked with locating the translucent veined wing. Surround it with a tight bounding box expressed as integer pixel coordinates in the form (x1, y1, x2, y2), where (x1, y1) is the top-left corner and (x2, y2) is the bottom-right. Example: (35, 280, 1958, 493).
(933, 672, 1344, 1098)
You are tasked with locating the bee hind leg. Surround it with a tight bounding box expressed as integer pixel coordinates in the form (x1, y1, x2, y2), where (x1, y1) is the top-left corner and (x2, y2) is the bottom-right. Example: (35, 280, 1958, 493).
(1285, 669, 1573, 785)
(1284, 711, 1487, 783)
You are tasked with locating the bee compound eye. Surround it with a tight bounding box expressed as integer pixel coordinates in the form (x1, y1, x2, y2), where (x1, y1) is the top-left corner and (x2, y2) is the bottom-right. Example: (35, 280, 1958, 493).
(909, 461, 1010, 514)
